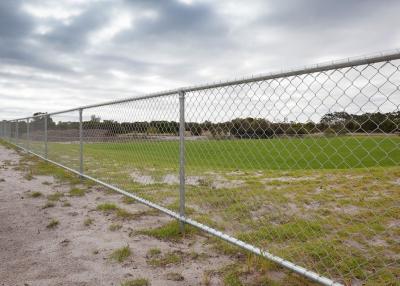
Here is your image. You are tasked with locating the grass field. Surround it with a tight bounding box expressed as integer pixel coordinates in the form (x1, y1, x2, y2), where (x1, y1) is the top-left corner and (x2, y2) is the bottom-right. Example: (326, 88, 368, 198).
(7, 135, 400, 285)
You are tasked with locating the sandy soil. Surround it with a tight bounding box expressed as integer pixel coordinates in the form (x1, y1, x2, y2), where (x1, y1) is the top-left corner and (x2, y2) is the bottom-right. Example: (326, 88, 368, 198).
(0, 146, 230, 286)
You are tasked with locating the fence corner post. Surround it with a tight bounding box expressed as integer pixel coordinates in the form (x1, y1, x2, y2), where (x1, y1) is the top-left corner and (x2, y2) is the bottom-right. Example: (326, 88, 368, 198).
(179, 90, 186, 234)
(79, 108, 83, 178)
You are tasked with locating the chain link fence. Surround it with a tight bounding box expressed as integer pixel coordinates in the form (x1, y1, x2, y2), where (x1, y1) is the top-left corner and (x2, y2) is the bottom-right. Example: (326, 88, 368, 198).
(1, 51, 400, 286)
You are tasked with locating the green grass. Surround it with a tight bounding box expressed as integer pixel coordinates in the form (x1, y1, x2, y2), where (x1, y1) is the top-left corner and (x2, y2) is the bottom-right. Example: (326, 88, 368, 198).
(47, 192, 64, 201)
(77, 136, 400, 171)
(84, 218, 94, 226)
(96, 202, 118, 211)
(109, 223, 122, 231)
(138, 221, 197, 241)
(69, 188, 85, 197)
(96, 202, 138, 219)
(2, 137, 399, 285)
(47, 219, 59, 229)
(110, 245, 131, 263)
(42, 201, 55, 209)
(120, 278, 149, 286)
(30, 191, 42, 198)
(146, 249, 182, 267)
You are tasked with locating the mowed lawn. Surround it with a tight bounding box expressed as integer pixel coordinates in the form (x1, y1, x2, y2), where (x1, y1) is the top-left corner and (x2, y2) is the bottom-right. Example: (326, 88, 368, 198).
(78, 135, 400, 171)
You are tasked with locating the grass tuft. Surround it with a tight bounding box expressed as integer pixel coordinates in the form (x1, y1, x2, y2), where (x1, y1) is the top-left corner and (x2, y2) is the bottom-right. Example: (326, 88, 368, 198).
(110, 245, 131, 263)
(109, 223, 122, 231)
(84, 218, 94, 226)
(69, 188, 85, 197)
(120, 278, 149, 286)
(147, 250, 182, 267)
(47, 219, 59, 229)
(96, 202, 118, 211)
(42, 201, 55, 209)
(47, 192, 64, 202)
(137, 221, 197, 241)
(30, 191, 42, 198)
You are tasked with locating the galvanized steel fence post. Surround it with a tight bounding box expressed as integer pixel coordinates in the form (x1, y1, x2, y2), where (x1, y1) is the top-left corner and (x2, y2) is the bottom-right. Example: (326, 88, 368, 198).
(44, 114, 48, 159)
(179, 90, 186, 233)
(79, 108, 83, 177)
(15, 120, 19, 145)
(27, 118, 30, 150)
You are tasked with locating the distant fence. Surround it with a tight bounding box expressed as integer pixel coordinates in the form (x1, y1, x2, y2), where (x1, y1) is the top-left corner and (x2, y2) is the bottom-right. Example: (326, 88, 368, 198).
(1, 51, 400, 286)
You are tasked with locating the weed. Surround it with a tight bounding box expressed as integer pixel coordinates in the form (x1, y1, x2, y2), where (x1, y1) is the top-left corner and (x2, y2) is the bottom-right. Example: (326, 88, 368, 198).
(47, 192, 64, 202)
(69, 188, 85, 197)
(110, 245, 131, 263)
(120, 278, 149, 286)
(30, 191, 42, 198)
(96, 202, 118, 211)
(147, 251, 182, 267)
(116, 208, 134, 219)
(147, 248, 161, 257)
(23, 172, 34, 181)
(122, 196, 136, 204)
(165, 272, 184, 281)
(137, 221, 197, 241)
(84, 218, 94, 226)
(109, 223, 122, 231)
(42, 202, 55, 209)
(62, 201, 71, 207)
(47, 219, 59, 229)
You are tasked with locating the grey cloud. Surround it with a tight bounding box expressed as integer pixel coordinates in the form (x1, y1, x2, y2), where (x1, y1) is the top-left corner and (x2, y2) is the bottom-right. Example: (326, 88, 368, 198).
(0, 0, 400, 120)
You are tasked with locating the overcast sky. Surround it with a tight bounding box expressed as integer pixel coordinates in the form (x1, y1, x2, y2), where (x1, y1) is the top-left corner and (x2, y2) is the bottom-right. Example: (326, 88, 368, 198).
(1, 0, 400, 120)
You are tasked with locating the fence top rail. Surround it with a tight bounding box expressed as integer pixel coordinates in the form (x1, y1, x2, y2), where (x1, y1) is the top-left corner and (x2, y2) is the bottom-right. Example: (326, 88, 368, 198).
(6, 49, 400, 122)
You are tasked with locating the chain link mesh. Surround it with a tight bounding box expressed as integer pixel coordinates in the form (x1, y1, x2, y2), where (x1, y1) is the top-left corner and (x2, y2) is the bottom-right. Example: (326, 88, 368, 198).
(0, 55, 399, 285)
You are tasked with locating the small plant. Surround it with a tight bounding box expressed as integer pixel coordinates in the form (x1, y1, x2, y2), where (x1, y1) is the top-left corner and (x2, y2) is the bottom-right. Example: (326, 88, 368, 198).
(62, 201, 71, 207)
(84, 218, 94, 226)
(96, 202, 118, 211)
(120, 278, 149, 286)
(137, 221, 197, 241)
(47, 192, 64, 202)
(110, 245, 131, 263)
(147, 248, 161, 257)
(42, 202, 55, 209)
(47, 219, 59, 229)
(147, 250, 182, 267)
(116, 208, 133, 219)
(69, 188, 85, 197)
(165, 272, 184, 281)
(24, 172, 34, 181)
(109, 223, 122, 231)
(30, 191, 42, 198)
(122, 196, 136, 204)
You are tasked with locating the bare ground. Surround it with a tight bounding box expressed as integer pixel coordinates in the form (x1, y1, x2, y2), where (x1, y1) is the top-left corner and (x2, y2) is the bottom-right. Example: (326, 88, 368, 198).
(0, 146, 231, 286)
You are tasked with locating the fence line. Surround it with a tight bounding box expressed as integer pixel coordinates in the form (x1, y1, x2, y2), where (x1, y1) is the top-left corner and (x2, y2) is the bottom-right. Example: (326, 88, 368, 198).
(1, 51, 400, 286)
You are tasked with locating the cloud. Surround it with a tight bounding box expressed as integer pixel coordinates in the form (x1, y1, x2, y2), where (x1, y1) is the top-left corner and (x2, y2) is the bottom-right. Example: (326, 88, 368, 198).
(0, 0, 399, 120)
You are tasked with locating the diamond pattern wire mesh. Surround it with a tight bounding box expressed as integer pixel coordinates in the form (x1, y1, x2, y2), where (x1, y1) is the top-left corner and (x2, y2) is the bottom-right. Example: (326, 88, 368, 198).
(82, 94, 181, 210)
(26, 114, 46, 157)
(0, 55, 399, 285)
(184, 59, 400, 285)
(47, 112, 81, 171)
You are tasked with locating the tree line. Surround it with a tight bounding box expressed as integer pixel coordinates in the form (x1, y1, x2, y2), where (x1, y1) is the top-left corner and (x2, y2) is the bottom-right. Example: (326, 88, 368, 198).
(13, 111, 400, 138)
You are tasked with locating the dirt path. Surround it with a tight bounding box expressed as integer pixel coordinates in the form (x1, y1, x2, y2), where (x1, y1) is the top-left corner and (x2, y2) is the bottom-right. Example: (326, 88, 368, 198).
(0, 146, 229, 286)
